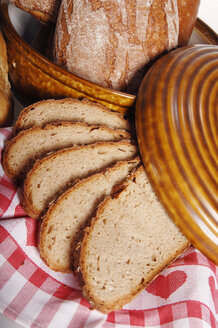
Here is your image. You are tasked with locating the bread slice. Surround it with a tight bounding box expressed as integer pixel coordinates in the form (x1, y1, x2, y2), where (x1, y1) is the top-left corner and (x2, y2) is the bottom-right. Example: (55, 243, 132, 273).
(39, 157, 140, 272)
(74, 165, 189, 313)
(15, 98, 131, 132)
(3, 122, 131, 181)
(22, 140, 138, 219)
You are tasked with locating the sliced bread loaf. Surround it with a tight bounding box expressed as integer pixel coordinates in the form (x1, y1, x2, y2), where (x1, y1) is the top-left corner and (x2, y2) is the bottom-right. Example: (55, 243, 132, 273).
(3, 122, 130, 181)
(74, 165, 189, 313)
(15, 98, 131, 132)
(22, 140, 138, 219)
(39, 157, 140, 272)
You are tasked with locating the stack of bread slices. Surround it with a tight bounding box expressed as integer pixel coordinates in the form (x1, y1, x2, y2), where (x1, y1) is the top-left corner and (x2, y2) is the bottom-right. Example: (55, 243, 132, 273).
(2, 97, 189, 313)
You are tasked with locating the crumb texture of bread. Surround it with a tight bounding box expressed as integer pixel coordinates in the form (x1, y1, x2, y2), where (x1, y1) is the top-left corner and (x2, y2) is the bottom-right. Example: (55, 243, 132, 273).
(3, 122, 131, 180)
(77, 166, 189, 313)
(23, 140, 138, 218)
(39, 158, 140, 272)
(15, 98, 130, 132)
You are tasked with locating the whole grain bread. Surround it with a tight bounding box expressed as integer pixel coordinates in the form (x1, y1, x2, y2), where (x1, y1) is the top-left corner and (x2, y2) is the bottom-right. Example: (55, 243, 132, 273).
(53, 0, 200, 94)
(39, 157, 140, 272)
(22, 140, 138, 218)
(9, 0, 60, 23)
(15, 98, 131, 132)
(74, 165, 189, 313)
(3, 122, 131, 181)
(0, 31, 13, 127)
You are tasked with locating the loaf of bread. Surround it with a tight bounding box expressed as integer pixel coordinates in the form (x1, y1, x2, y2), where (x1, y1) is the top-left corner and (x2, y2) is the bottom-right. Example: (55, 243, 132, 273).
(15, 98, 131, 132)
(3, 122, 131, 181)
(0, 31, 13, 127)
(53, 0, 200, 94)
(178, 1, 201, 46)
(74, 165, 189, 313)
(22, 140, 138, 218)
(9, 0, 60, 23)
(39, 158, 140, 272)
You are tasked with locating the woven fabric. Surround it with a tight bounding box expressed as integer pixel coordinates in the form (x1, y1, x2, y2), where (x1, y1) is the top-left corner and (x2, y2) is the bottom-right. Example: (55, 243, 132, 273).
(0, 128, 217, 328)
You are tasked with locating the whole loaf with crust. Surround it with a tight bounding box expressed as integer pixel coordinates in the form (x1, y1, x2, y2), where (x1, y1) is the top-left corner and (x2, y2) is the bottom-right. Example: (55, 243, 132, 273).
(9, 0, 61, 23)
(53, 0, 200, 94)
(0, 31, 13, 127)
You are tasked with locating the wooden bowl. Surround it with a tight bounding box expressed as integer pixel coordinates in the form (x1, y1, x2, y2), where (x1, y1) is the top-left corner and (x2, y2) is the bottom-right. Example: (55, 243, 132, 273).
(136, 45, 218, 264)
(0, 0, 217, 116)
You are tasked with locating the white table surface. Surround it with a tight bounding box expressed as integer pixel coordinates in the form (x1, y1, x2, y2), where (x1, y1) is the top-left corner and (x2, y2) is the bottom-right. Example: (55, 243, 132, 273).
(0, 0, 217, 327)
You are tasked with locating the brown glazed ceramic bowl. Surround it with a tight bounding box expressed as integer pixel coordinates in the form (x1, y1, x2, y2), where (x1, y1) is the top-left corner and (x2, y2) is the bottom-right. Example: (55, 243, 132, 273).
(0, 0, 134, 116)
(0, 0, 218, 116)
(136, 45, 218, 264)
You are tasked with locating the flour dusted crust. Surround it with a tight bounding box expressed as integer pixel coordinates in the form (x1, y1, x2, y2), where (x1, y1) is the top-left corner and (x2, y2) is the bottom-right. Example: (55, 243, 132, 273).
(0, 31, 13, 127)
(54, 0, 200, 93)
(9, 0, 61, 22)
(74, 166, 190, 313)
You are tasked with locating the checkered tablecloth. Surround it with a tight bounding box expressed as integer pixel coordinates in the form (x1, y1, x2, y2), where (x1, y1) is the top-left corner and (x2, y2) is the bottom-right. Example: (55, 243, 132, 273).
(0, 127, 217, 328)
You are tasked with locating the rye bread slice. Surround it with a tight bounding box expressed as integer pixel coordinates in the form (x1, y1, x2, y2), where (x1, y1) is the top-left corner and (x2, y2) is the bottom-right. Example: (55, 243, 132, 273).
(15, 98, 131, 132)
(39, 157, 140, 272)
(3, 122, 130, 181)
(22, 140, 138, 219)
(74, 165, 189, 313)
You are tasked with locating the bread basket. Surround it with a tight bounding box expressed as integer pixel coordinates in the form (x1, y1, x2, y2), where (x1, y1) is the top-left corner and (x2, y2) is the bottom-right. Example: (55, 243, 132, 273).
(0, 1, 217, 264)
(0, 0, 217, 116)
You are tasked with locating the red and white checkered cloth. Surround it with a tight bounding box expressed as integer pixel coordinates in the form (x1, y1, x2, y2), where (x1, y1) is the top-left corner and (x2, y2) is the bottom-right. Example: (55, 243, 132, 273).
(0, 127, 217, 328)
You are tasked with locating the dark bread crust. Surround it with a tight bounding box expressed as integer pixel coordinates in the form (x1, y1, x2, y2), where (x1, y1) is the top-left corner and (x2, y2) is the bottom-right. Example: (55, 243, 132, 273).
(178, 0, 200, 45)
(74, 166, 190, 313)
(9, 0, 61, 23)
(53, 0, 200, 94)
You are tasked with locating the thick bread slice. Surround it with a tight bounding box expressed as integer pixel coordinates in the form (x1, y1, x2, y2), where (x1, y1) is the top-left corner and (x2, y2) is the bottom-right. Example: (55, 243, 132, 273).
(3, 122, 130, 181)
(15, 98, 131, 132)
(39, 157, 140, 272)
(75, 165, 189, 313)
(22, 140, 138, 219)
